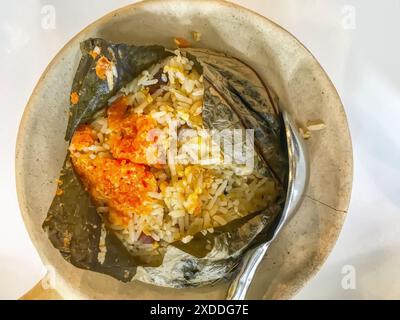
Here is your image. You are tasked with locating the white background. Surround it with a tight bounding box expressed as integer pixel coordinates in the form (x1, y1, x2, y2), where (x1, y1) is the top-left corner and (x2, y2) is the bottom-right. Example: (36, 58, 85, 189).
(1, 0, 399, 299)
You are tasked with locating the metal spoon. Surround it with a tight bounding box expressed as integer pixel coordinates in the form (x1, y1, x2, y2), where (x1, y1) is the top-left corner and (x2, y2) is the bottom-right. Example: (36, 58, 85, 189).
(226, 110, 309, 300)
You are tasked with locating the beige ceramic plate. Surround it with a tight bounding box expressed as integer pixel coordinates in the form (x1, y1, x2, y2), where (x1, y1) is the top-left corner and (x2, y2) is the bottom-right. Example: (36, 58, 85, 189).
(16, 0, 352, 299)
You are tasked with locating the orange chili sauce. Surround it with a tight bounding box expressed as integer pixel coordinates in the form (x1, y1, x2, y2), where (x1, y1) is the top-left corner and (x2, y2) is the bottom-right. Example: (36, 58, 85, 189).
(70, 98, 160, 227)
(95, 56, 111, 80)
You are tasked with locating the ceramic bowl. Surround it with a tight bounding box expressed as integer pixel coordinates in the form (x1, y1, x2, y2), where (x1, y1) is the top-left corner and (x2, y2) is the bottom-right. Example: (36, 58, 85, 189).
(16, 0, 352, 299)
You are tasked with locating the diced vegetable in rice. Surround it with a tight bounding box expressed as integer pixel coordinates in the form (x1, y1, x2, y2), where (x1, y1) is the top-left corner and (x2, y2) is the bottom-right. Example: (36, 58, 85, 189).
(69, 49, 277, 254)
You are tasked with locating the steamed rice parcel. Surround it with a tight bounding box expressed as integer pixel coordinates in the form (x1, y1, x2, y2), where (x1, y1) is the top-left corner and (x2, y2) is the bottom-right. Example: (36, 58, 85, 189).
(67, 49, 278, 259)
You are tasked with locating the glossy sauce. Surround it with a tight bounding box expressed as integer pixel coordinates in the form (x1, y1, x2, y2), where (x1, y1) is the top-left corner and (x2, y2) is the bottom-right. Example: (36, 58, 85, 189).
(70, 99, 160, 227)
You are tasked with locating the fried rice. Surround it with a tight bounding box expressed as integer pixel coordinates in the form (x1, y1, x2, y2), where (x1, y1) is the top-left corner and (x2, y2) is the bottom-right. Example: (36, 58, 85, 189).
(68, 49, 277, 258)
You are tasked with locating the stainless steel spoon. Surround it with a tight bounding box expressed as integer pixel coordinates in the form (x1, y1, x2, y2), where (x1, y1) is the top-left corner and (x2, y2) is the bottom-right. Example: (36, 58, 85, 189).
(226, 110, 309, 300)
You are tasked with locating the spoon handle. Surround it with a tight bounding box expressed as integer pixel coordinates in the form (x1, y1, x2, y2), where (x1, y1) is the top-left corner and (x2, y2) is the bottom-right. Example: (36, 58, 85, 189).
(226, 111, 309, 300)
(226, 242, 270, 300)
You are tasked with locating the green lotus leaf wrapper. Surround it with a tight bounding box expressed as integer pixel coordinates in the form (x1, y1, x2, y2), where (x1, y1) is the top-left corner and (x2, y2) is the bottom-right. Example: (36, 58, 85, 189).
(42, 38, 288, 286)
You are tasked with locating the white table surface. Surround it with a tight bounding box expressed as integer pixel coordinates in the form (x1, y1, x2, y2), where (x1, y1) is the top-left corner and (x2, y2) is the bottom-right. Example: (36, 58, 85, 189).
(1, 0, 399, 300)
